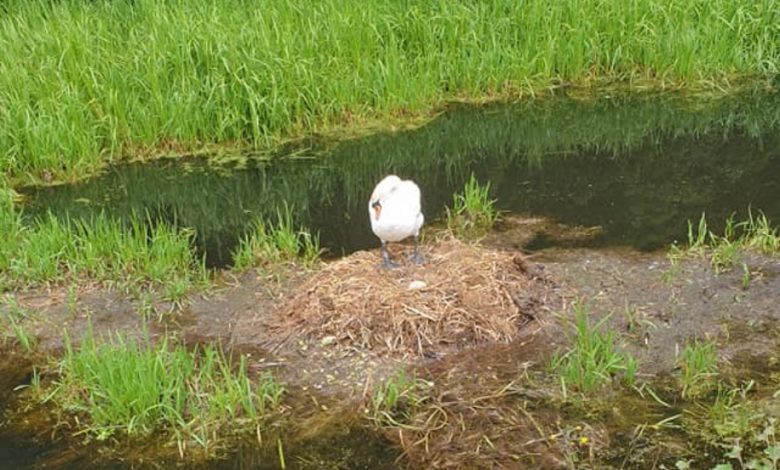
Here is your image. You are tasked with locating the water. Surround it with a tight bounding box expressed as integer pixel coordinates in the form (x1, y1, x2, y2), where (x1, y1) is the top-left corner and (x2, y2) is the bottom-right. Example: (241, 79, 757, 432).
(0, 355, 113, 470)
(0, 354, 399, 469)
(19, 88, 780, 267)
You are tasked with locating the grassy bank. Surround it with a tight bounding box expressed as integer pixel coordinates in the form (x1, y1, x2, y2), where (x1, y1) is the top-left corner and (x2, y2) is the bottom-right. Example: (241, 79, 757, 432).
(2, 0, 779, 184)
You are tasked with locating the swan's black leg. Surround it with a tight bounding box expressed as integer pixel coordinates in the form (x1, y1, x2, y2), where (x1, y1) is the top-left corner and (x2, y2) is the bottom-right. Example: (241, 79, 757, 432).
(381, 241, 400, 269)
(409, 235, 424, 265)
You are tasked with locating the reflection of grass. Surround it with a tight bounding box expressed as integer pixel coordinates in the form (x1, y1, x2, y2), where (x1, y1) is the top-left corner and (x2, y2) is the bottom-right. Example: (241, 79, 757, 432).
(670, 211, 780, 273)
(232, 205, 321, 271)
(17, 88, 780, 265)
(49, 327, 283, 451)
(678, 339, 718, 399)
(551, 302, 637, 395)
(446, 174, 500, 240)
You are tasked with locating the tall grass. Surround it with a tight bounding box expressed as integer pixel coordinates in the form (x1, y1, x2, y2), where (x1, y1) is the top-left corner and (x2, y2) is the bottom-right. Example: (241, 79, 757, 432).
(50, 327, 283, 450)
(0, 210, 207, 296)
(1, 0, 779, 183)
(446, 173, 500, 240)
(551, 302, 637, 395)
(232, 205, 321, 271)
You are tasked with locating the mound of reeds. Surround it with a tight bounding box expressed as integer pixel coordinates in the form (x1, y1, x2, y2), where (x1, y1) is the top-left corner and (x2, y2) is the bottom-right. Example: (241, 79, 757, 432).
(271, 238, 559, 357)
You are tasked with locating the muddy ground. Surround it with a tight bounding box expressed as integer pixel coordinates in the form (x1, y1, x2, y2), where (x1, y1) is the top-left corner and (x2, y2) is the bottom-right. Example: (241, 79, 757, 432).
(2, 216, 780, 469)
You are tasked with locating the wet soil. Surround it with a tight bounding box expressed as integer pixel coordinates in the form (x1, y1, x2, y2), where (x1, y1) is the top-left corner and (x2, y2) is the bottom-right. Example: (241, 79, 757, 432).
(2, 218, 780, 469)
(543, 247, 780, 375)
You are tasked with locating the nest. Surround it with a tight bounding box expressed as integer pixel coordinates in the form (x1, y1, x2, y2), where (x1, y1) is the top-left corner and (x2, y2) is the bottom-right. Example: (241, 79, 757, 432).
(271, 238, 555, 357)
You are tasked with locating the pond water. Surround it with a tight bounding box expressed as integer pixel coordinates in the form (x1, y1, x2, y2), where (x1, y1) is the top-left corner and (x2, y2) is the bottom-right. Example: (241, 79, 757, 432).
(19, 87, 780, 268)
(0, 354, 399, 470)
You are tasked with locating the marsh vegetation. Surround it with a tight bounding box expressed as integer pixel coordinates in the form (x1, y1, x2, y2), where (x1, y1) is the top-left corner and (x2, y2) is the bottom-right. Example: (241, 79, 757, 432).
(47, 327, 284, 452)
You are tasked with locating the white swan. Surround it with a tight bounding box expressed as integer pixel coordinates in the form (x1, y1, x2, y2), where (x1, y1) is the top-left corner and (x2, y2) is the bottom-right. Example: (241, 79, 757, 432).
(368, 175, 425, 268)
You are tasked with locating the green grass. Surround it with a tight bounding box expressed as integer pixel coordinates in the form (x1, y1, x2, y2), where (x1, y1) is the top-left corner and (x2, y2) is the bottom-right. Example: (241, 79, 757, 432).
(48, 327, 283, 451)
(1, 0, 779, 184)
(1, 297, 37, 352)
(8, 316, 36, 353)
(670, 212, 780, 273)
(232, 205, 321, 271)
(369, 368, 429, 427)
(679, 339, 719, 399)
(681, 381, 780, 469)
(446, 174, 500, 240)
(715, 418, 780, 470)
(551, 302, 637, 395)
(0, 209, 208, 297)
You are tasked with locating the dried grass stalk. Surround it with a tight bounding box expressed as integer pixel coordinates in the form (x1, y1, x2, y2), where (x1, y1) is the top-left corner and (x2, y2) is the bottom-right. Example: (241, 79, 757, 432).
(272, 239, 552, 357)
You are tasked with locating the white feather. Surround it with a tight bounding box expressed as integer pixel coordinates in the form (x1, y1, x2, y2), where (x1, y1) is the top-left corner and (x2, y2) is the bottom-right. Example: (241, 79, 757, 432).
(369, 175, 424, 243)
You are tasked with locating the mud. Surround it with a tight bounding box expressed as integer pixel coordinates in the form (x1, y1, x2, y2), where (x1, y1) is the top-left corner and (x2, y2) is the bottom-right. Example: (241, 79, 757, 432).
(543, 248, 780, 375)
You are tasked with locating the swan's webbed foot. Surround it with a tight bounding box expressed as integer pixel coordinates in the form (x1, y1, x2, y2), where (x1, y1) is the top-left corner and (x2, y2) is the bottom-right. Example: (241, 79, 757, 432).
(382, 258, 401, 269)
(380, 242, 400, 269)
(409, 235, 424, 265)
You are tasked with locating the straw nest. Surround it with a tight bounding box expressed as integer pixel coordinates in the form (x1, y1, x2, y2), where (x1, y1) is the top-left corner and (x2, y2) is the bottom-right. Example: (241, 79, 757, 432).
(271, 238, 558, 357)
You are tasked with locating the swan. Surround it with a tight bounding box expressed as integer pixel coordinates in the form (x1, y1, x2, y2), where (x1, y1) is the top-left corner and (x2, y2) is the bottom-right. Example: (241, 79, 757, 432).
(368, 175, 424, 268)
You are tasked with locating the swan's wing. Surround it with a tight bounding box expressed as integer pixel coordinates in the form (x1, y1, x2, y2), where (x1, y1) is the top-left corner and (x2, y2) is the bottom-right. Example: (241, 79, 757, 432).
(391, 180, 421, 215)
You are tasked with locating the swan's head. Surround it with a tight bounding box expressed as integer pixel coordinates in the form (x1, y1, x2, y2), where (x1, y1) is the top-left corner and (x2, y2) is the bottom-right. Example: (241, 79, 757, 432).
(369, 175, 401, 221)
(371, 200, 382, 220)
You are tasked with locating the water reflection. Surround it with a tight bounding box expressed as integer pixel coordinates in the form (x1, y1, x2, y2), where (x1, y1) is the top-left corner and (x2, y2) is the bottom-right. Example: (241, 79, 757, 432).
(20, 88, 780, 267)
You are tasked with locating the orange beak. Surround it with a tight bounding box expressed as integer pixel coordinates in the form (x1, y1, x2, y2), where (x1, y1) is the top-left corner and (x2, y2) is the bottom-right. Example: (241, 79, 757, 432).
(373, 204, 382, 221)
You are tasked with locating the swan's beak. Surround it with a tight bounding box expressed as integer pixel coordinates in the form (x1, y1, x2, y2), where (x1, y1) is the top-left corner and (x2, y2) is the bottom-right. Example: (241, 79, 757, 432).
(372, 201, 382, 220)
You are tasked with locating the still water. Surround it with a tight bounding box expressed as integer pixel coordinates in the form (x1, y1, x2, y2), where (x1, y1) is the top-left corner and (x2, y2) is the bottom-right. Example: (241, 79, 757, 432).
(20, 87, 780, 268)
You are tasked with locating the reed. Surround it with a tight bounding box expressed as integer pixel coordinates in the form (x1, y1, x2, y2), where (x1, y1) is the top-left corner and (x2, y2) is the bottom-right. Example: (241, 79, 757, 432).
(551, 302, 637, 394)
(0, 211, 207, 296)
(50, 327, 284, 450)
(1, 0, 778, 183)
(232, 205, 322, 271)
